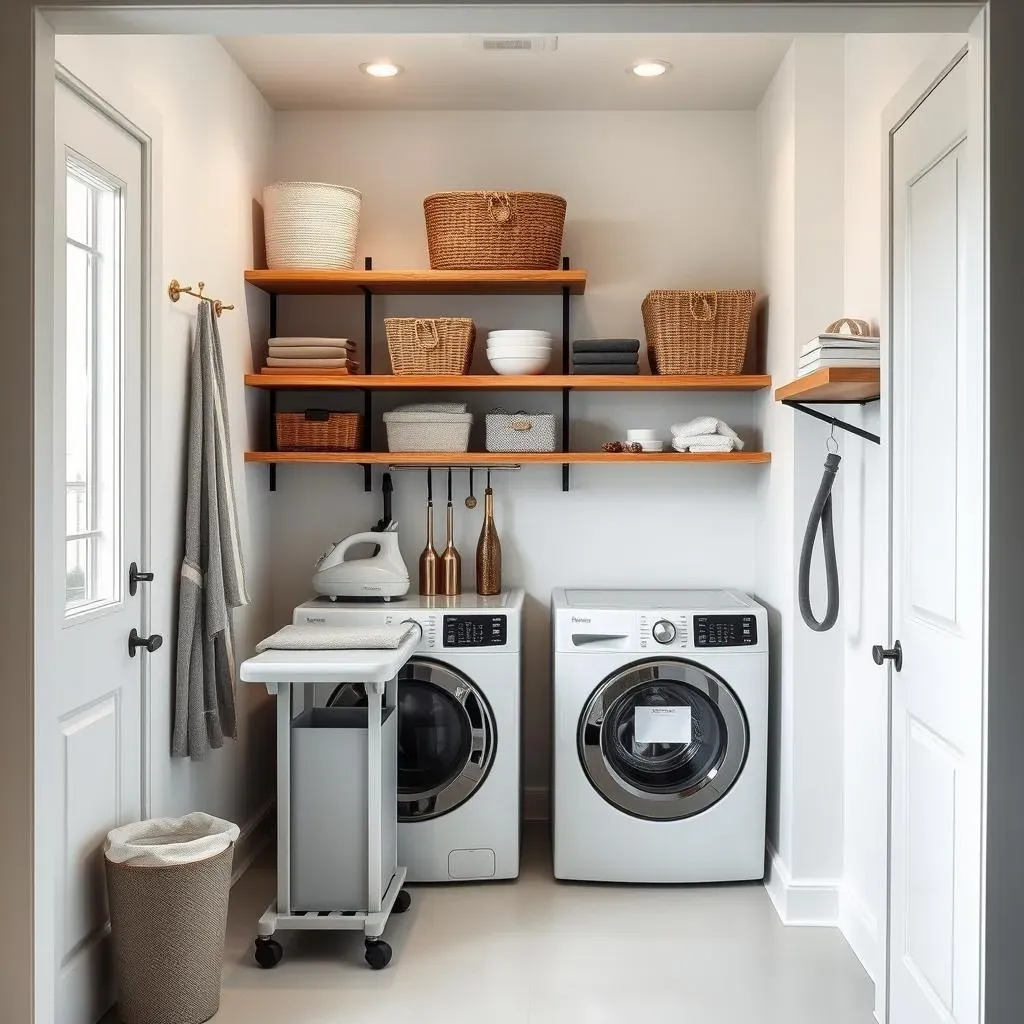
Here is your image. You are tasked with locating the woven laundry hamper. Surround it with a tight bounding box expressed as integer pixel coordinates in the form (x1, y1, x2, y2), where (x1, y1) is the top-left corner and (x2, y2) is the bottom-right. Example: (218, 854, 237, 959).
(105, 845, 234, 1024)
(263, 181, 362, 270)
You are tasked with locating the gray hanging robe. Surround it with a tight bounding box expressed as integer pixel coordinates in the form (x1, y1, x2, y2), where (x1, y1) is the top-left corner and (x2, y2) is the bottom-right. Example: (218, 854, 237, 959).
(172, 301, 250, 759)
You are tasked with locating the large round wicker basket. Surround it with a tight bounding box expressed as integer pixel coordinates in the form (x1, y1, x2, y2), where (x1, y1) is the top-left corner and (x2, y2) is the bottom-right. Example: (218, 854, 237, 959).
(423, 191, 566, 270)
(264, 181, 361, 269)
(642, 289, 756, 375)
(105, 845, 234, 1024)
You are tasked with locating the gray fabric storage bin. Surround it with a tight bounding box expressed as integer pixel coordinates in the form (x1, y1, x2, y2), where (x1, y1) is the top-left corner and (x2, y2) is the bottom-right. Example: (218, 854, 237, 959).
(291, 706, 398, 911)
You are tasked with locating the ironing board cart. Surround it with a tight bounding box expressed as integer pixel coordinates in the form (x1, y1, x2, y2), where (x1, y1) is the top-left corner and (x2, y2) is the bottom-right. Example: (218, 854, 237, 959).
(239, 634, 419, 970)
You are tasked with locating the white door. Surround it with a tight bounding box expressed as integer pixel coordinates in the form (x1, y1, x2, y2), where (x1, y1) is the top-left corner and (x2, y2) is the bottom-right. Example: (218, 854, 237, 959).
(53, 82, 150, 1023)
(888, 47, 985, 1024)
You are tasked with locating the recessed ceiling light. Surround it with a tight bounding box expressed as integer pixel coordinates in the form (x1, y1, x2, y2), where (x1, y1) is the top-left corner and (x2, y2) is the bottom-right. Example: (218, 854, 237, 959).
(631, 60, 672, 78)
(360, 61, 403, 79)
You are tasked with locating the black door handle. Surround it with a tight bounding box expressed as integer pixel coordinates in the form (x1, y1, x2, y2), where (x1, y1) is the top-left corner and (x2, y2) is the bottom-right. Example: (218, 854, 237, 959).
(129, 562, 155, 597)
(128, 628, 163, 658)
(872, 640, 903, 673)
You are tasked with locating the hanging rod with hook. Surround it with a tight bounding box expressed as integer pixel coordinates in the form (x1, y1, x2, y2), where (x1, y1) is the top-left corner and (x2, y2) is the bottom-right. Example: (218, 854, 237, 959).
(168, 278, 235, 318)
(781, 399, 880, 445)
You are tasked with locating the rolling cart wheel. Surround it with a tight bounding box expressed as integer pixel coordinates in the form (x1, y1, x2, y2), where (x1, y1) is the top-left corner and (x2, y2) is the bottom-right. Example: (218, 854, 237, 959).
(254, 937, 283, 969)
(393, 889, 412, 914)
(364, 939, 393, 970)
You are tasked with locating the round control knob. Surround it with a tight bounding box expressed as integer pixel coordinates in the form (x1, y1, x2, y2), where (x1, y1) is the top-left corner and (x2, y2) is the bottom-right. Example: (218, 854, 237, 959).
(652, 620, 676, 645)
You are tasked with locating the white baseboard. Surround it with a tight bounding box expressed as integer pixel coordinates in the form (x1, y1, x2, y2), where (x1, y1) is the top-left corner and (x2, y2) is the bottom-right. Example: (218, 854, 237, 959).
(231, 797, 275, 886)
(838, 885, 880, 982)
(765, 844, 840, 925)
(523, 785, 549, 822)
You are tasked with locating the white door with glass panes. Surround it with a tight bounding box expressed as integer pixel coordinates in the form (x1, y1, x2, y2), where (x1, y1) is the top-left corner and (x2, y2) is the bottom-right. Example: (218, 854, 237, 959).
(53, 82, 152, 1024)
(887, 36, 985, 1024)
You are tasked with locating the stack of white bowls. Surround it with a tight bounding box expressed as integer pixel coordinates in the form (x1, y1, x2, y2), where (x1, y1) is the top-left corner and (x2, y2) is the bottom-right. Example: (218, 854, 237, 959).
(486, 330, 553, 375)
(626, 429, 665, 453)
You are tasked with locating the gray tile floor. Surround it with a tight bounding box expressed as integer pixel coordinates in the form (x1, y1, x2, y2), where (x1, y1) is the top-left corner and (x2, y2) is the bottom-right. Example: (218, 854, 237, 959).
(192, 826, 874, 1024)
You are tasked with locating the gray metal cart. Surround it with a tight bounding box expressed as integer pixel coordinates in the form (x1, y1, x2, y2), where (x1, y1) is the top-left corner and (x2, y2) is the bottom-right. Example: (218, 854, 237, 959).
(239, 636, 419, 970)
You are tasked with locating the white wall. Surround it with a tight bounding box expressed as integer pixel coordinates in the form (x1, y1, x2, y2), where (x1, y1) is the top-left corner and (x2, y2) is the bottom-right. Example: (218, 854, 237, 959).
(757, 36, 847, 919)
(54, 35, 276, 848)
(269, 109, 765, 812)
(838, 32, 959, 985)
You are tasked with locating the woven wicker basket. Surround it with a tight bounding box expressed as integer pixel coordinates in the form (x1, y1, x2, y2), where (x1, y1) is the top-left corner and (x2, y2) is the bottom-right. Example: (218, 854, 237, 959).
(276, 410, 362, 451)
(383, 410, 473, 452)
(105, 845, 233, 1024)
(386, 318, 475, 375)
(424, 191, 566, 270)
(263, 181, 361, 270)
(642, 289, 756, 375)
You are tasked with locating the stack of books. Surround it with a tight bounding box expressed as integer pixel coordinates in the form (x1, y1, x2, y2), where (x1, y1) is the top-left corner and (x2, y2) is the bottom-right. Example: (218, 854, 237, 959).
(799, 333, 880, 375)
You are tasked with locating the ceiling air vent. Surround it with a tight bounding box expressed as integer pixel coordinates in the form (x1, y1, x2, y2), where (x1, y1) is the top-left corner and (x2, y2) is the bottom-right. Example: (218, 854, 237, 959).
(470, 35, 559, 53)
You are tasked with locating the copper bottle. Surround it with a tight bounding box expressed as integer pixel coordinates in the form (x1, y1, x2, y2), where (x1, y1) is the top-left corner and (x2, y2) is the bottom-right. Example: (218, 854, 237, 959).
(476, 476, 501, 596)
(441, 468, 462, 596)
(418, 469, 440, 596)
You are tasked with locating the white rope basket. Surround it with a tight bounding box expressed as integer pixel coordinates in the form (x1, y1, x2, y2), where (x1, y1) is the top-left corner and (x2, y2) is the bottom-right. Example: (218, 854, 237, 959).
(263, 181, 362, 270)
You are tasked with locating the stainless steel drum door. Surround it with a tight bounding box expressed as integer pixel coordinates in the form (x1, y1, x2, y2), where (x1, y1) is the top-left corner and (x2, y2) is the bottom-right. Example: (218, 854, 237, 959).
(578, 659, 749, 821)
(396, 658, 497, 822)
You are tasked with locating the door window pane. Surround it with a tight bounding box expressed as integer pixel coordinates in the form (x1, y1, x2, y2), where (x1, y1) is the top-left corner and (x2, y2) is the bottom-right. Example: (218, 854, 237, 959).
(64, 154, 124, 614)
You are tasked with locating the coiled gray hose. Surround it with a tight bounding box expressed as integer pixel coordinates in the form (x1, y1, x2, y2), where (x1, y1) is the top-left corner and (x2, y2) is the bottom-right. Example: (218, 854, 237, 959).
(799, 452, 841, 631)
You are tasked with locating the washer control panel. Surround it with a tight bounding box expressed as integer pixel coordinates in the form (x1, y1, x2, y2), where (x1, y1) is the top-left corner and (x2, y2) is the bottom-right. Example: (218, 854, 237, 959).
(694, 614, 758, 648)
(444, 614, 508, 648)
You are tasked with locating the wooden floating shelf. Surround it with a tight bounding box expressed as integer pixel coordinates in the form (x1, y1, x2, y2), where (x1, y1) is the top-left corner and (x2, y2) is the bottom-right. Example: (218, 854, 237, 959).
(247, 373, 772, 392)
(244, 268, 588, 296)
(245, 451, 771, 466)
(774, 367, 880, 404)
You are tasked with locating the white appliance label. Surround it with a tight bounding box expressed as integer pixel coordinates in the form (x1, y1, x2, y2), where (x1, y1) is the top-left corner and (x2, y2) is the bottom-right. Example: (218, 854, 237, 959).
(634, 706, 692, 744)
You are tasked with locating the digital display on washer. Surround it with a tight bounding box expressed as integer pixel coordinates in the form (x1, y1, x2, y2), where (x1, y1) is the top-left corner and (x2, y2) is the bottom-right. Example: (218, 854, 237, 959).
(443, 614, 507, 648)
(694, 614, 757, 648)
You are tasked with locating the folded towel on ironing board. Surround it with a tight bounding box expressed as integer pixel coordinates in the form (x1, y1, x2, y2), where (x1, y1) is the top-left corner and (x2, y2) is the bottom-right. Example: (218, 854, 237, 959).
(255, 624, 417, 652)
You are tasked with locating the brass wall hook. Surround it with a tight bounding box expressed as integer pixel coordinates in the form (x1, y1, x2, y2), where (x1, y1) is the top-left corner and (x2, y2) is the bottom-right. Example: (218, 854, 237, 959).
(168, 278, 235, 318)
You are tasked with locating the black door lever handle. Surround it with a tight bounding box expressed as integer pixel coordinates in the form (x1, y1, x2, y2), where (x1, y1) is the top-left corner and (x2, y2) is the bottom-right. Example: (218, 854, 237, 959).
(872, 640, 903, 672)
(129, 628, 163, 658)
(129, 562, 155, 597)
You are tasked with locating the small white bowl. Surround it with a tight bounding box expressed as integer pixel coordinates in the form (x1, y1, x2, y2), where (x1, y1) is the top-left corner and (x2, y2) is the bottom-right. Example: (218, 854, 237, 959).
(488, 353, 551, 375)
(639, 441, 665, 452)
(488, 330, 552, 340)
(627, 429, 662, 443)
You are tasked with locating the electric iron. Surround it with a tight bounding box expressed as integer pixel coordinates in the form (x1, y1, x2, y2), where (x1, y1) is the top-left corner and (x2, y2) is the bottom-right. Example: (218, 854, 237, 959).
(312, 523, 411, 601)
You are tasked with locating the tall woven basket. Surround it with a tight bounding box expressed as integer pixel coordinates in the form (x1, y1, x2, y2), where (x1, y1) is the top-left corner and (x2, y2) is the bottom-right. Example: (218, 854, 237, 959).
(105, 845, 234, 1024)
(386, 317, 476, 375)
(263, 181, 361, 270)
(642, 289, 756, 375)
(424, 191, 566, 270)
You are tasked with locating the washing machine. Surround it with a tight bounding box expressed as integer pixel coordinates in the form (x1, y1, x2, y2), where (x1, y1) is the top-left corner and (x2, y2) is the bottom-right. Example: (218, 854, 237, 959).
(293, 589, 523, 883)
(551, 588, 768, 883)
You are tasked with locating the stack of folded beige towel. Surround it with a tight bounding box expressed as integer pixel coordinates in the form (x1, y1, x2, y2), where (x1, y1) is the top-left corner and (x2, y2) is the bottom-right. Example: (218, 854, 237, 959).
(263, 337, 359, 374)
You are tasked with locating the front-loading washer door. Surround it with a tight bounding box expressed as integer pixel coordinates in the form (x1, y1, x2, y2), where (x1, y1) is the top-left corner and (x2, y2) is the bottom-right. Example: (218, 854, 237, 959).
(396, 658, 497, 822)
(578, 658, 749, 821)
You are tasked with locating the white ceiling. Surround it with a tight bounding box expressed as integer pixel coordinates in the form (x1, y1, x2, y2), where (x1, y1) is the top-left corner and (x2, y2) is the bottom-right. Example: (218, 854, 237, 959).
(218, 34, 794, 112)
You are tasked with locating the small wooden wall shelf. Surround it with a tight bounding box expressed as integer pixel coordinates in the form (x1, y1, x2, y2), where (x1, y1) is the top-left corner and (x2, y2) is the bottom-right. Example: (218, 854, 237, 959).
(774, 367, 880, 404)
(244, 268, 587, 296)
(247, 373, 772, 392)
(245, 450, 772, 467)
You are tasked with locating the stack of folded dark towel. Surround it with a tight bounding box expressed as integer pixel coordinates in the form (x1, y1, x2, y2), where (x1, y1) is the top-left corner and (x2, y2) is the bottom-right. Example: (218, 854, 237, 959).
(571, 339, 641, 374)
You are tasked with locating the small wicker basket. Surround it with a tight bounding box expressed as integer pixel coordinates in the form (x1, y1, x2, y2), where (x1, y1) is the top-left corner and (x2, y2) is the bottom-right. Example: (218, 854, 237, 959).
(424, 191, 566, 270)
(642, 289, 756, 375)
(275, 410, 362, 451)
(386, 318, 475, 375)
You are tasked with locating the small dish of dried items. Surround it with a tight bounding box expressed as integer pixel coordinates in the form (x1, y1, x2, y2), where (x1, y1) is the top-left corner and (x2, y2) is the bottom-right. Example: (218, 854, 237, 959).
(602, 441, 644, 454)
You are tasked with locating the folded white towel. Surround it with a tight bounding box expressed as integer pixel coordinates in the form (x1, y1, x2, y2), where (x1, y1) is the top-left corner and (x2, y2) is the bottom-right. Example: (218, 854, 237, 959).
(255, 624, 417, 653)
(673, 435, 740, 453)
(671, 416, 720, 438)
(266, 356, 353, 368)
(269, 336, 354, 350)
(268, 345, 351, 359)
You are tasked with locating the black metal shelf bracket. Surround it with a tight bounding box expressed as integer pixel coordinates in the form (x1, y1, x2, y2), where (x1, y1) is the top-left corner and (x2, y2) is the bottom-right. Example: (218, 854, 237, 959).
(561, 256, 572, 491)
(782, 398, 881, 445)
(362, 255, 374, 492)
(267, 294, 278, 491)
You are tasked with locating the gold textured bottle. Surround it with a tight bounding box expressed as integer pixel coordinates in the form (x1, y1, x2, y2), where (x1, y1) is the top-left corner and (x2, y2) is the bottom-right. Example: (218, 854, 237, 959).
(419, 468, 440, 596)
(476, 474, 501, 596)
